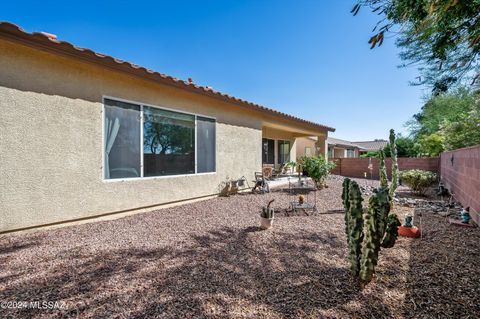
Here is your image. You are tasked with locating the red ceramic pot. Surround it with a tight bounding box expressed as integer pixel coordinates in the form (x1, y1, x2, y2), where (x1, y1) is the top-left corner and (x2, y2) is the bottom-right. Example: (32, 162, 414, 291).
(398, 226, 421, 238)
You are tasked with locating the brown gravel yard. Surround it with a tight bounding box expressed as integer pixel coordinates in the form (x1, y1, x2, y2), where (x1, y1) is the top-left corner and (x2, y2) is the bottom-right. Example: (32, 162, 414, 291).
(1, 176, 479, 318)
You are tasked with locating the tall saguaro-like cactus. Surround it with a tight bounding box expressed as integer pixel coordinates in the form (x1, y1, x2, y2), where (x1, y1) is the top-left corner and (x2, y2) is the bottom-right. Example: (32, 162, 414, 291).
(343, 180, 364, 275)
(343, 180, 400, 284)
(389, 129, 399, 204)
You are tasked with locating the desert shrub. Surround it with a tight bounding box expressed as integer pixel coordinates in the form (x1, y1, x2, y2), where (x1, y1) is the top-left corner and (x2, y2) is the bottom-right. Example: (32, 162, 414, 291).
(399, 169, 437, 195)
(301, 155, 335, 189)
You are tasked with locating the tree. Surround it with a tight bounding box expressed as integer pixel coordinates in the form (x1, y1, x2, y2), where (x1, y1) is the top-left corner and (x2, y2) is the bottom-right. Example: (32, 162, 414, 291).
(393, 135, 419, 157)
(353, 0, 480, 91)
(405, 87, 479, 152)
(406, 87, 475, 137)
(418, 133, 445, 156)
(441, 101, 480, 149)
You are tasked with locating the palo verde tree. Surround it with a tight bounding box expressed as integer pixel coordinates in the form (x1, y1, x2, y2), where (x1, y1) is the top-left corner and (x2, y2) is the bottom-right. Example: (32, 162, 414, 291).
(352, 0, 480, 92)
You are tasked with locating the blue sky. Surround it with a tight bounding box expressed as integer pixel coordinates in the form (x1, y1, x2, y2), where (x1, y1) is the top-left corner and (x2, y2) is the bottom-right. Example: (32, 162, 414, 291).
(2, 1, 428, 140)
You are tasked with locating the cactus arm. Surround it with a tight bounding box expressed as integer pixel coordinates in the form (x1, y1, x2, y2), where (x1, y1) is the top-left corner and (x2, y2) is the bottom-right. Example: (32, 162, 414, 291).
(381, 214, 401, 248)
(379, 149, 388, 188)
(342, 178, 352, 241)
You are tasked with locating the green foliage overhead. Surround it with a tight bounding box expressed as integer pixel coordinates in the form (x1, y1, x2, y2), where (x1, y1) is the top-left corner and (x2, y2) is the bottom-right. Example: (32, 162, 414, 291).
(400, 169, 437, 195)
(301, 155, 336, 189)
(353, 0, 480, 91)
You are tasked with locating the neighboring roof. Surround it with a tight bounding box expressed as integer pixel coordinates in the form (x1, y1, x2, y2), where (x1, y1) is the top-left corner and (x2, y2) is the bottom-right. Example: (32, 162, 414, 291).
(0, 22, 335, 133)
(354, 140, 388, 151)
(327, 137, 365, 149)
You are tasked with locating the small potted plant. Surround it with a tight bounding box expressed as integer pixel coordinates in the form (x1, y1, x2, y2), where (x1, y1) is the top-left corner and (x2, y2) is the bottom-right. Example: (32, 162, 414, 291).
(398, 213, 421, 238)
(260, 199, 275, 229)
(298, 195, 305, 205)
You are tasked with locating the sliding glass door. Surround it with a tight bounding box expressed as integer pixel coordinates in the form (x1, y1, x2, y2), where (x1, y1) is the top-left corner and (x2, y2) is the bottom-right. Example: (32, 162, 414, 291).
(262, 138, 274, 165)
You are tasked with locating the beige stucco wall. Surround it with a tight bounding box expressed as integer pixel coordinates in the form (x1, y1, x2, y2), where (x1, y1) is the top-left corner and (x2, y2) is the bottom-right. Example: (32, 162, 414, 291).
(295, 137, 317, 159)
(0, 39, 264, 232)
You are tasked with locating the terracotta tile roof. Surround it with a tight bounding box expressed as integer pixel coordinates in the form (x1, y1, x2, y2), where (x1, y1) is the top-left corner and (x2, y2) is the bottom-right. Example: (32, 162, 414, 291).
(354, 140, 388, 151)
(0, 21, 335, 133)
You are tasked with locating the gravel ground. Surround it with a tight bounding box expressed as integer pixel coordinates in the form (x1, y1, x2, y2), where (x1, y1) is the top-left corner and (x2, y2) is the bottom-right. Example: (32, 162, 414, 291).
(0, 176, 479, 318)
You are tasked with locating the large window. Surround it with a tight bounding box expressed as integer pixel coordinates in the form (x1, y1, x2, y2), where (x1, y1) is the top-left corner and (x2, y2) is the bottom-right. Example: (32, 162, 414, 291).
(278, 140, 290, 164)
(104, 99, 141, 179)
(197, 116, 216, 173)
(143, 106, 195, 176)
(104, 98, 216, 180)
(346, 149, 355, 158)
(262, 138, 274, 164)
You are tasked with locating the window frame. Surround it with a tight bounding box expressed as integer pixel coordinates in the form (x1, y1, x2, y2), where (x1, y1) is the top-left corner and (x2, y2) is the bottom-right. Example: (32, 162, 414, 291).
(102, 96, 216, 182)
(277, 139, 291, 164)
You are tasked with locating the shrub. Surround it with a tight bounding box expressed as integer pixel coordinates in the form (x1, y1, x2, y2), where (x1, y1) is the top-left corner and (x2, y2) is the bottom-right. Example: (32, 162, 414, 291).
(301, 155, 335, 189)
(399, 169, 437, 195)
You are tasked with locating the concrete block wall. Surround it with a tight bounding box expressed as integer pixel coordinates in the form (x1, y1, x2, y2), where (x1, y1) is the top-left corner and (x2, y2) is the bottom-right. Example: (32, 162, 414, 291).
(440, 145, 480, 225)
(331, 157, 440, 179)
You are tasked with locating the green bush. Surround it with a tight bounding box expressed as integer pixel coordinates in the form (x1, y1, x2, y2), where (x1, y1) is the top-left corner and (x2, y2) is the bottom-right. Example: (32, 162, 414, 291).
(399, 169, 437, 195)
(301, 155, 336, 189)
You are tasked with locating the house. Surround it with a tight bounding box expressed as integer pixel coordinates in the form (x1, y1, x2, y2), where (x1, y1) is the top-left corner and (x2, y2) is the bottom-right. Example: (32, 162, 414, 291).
(296, 137, 388, 159)
(296, 137, 363, 159)
(0, 22, 335, 233)
(326, 137, 364, 158)
(354, 140, 388, 156)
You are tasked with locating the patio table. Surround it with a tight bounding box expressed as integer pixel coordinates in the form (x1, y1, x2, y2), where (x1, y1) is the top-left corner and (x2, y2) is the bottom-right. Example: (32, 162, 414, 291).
(286, 178, 317, 215)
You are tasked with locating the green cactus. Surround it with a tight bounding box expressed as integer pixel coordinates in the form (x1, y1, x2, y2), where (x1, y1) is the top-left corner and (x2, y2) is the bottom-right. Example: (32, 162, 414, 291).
(381, 214, 401, 248)
(358, 187, 392, 284)
(344, 180, 364, 275)
(375, 188, 391, 244)
(342, 178, 351, 214)
(359, 193, 381, 283)
(342, 178, 351, 239)
(261, 199, 275, 219)
(389, 129, 399, 204)
(342, 146, 402, 284)
(379, 149, 388, 188)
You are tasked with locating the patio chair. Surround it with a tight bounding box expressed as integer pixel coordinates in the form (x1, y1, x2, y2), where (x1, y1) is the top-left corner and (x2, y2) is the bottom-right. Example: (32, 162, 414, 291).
(262, 166, 273, 180)
(252, 172, 270, 193)
(272, 164, 286, 179)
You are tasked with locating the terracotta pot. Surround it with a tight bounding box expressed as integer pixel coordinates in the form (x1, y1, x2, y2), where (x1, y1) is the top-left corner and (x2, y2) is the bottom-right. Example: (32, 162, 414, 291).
(398, 225, 421, 238)
(260, 216, 274, 229)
